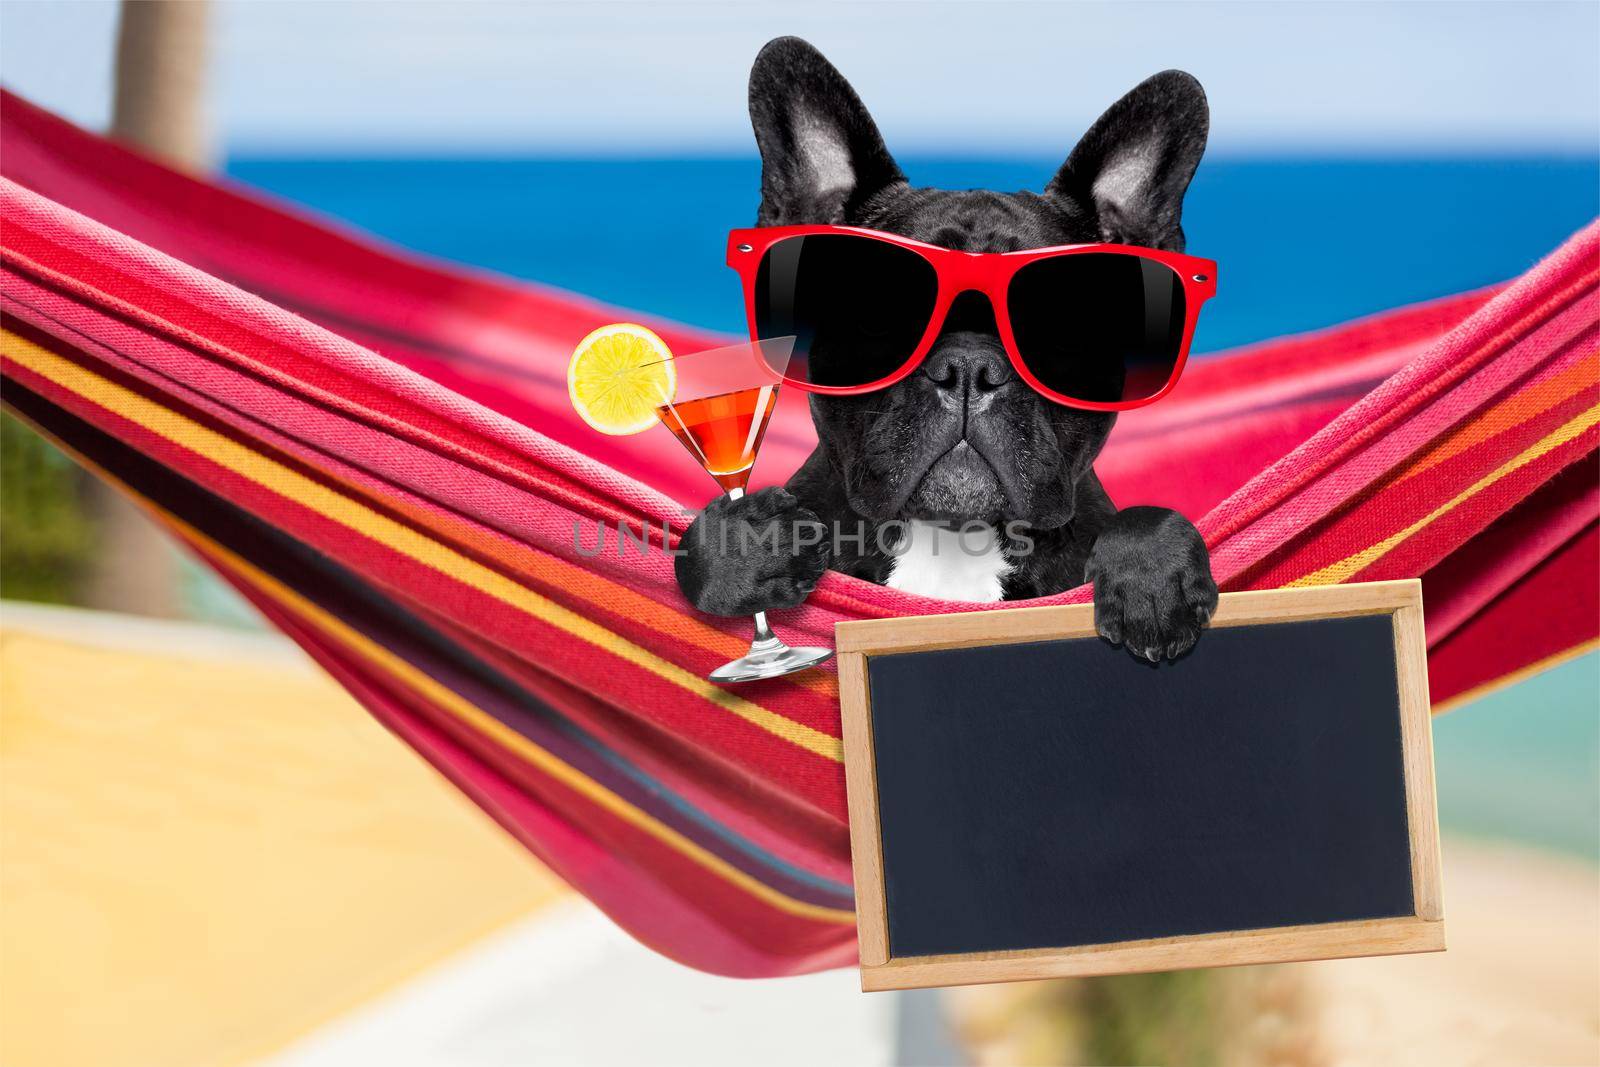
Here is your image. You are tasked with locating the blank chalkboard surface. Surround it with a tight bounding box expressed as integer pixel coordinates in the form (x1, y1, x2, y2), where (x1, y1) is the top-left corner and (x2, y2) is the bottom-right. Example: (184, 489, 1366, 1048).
(835, 580, 1442, 991)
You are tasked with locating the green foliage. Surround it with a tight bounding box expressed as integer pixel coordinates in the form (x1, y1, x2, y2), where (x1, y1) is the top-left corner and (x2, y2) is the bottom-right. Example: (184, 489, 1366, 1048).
(0, 411, 98, 603)
(951, 970, 1256, 1066)
(1076, 970, 1223, 1067)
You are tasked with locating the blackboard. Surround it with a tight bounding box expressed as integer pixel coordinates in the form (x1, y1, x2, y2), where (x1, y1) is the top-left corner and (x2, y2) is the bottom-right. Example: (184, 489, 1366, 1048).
(835, 580, 1442, 991)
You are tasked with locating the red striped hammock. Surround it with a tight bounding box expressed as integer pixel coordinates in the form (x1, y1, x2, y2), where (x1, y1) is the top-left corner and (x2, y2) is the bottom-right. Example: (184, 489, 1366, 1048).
(2, 91, 1596, 977)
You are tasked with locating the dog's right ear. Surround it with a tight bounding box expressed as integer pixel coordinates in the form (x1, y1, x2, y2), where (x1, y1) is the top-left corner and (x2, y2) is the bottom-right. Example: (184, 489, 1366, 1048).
(749, 37, 904, 225)
(1046, 71, 1209, 251)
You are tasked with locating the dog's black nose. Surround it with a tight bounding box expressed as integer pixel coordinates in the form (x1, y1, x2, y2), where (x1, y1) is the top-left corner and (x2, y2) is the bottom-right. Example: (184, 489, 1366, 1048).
(922, 333, 1013, 397)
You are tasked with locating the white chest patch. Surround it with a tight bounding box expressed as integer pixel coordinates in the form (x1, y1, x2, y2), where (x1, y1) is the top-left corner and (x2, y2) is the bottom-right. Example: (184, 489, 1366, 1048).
(885, 521, 1012, 603)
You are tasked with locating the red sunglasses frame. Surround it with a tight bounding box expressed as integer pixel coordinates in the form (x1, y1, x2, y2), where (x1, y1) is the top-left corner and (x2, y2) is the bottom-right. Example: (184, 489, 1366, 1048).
(726, 224, 1218, 411)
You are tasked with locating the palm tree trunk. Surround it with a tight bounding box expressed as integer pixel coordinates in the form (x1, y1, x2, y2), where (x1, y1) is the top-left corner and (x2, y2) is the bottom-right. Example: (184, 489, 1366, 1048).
(85, 0, 213, 615)
(112, 0, 212, 169)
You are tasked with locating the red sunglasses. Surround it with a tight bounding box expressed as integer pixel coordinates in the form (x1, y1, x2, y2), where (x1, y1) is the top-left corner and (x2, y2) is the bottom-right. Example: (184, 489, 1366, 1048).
(726, 225, 1217, 411)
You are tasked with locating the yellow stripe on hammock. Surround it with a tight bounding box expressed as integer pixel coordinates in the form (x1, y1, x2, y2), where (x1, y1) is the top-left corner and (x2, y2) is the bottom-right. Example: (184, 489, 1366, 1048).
(1, 331, 844, 762)
(362, 496, 840, 702)
(1394, 357, 1599, 487)
(1291, 400, 1600, 587)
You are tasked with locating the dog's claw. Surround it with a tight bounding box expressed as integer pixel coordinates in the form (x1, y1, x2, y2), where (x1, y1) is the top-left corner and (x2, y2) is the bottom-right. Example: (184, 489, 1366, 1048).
(1096, 613, 1124, 646)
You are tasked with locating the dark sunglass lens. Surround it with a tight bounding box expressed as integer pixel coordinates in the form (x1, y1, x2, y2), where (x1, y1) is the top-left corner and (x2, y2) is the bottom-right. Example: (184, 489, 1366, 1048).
(1007, 253, 1187, 405)
(754, 234, 938, 388)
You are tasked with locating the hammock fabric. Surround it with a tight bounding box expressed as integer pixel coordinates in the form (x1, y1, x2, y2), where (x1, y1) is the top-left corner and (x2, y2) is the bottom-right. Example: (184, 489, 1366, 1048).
(2, 91, 1596, 977)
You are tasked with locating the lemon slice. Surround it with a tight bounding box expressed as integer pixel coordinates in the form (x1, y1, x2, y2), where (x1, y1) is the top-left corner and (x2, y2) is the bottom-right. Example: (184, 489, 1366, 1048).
(567, 323, 677, 435)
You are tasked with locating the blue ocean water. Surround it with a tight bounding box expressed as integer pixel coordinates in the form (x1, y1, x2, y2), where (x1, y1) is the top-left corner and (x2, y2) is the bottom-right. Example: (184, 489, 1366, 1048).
(228, 155, 1598, 351)
(223, 155, 1599, 857)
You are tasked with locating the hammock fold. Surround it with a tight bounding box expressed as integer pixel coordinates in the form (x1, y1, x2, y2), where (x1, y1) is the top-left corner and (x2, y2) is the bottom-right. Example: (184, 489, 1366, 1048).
(2, 90, 1595, 977)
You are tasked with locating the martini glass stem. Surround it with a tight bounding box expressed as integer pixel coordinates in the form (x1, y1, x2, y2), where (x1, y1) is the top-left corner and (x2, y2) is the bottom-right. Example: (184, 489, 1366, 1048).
(727, 486, 780, 652)
(748, 611, 783, 653)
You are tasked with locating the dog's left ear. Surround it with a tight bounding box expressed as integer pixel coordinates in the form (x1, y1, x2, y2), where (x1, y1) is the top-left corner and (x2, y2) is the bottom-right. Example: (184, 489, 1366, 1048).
(748, 37, 904, 225)
(1046, 71, 1209, 250)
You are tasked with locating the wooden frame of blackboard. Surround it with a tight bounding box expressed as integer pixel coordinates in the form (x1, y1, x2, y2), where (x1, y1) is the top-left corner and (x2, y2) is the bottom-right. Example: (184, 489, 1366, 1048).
(835, 579, 1442, 992)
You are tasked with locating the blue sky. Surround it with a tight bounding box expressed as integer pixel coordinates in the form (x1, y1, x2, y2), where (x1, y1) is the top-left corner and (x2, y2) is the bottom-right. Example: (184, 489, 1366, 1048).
(3, 1, 1598, 156)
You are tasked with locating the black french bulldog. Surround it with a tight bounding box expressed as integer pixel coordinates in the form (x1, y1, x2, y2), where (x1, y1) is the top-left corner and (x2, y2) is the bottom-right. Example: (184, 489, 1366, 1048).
(676, 37, 1218, 662)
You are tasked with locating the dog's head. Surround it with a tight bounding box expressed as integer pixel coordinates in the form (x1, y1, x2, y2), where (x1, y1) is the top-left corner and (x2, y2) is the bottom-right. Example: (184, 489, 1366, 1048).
(748, 37, 1208, 529)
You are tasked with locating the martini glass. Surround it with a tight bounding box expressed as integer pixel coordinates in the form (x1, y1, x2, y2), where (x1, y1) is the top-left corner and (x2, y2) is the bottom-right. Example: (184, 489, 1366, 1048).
(655, 336, 834, 683)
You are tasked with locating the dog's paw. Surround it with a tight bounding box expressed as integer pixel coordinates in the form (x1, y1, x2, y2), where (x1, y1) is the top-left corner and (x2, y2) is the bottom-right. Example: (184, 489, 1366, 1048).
(1086, 506, 1218, 663)
(674, 487, 831, 617)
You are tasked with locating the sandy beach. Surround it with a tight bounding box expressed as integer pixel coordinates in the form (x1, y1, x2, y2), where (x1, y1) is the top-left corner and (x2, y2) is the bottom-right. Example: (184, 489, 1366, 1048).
(1309, 838, 1599, 1066)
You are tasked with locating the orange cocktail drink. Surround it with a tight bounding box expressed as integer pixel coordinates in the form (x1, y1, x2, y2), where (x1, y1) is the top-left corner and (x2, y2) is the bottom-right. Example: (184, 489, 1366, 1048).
(655, 384, 780, 492)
